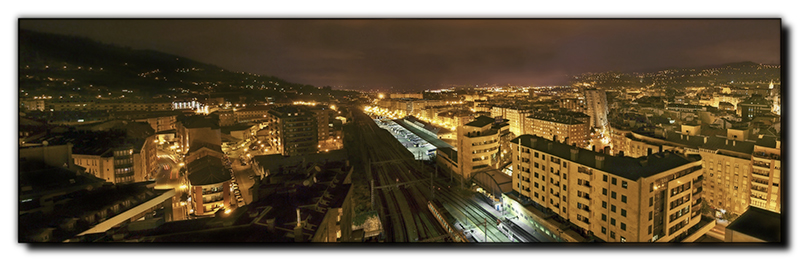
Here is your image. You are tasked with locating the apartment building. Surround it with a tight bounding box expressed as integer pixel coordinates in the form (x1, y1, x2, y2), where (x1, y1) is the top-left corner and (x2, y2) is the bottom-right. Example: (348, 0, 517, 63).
(444, 116, 511, 181)
(612, 128, 782, 216)
(491, 106, 531, 136)
(266, 106, 318, 156)
(510, 135, 708, 242)
(524, 110, 590, 148)
(187, 155, 233, 216)
(235, 105, 272, 123)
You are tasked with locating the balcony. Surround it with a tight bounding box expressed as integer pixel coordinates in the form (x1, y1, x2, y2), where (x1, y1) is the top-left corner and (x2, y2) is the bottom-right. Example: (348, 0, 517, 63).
(752, 161, 771, 170)
(691, 187, 702, 197)
(753, 151, 781, 161)
(750, 194, 767, 202)
(752, 170, 770, 178)
(751, 179, 770, 187)
(751, 186, 768, 193)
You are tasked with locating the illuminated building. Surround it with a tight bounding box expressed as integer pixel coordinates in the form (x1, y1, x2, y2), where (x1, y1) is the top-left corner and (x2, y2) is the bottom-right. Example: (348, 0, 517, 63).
(524, 110, 590, 148)
(611, 128, 782, 216)
(437, 116, 510, 182)
(266, 106, 318, 156)
(491, 106, 531, 136)
(557, 98, 585, 113)
(390, 93, 423, 99)
(187, 155, 233, 216)
(176, 114, 222, 154)
(234, 105, 272, 123)
(510, 135, 711, 242)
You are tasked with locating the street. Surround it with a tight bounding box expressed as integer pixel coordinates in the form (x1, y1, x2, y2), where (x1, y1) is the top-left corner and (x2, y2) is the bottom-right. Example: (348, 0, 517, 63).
(153, 155, 189, 221)
(229, 157, 256, 205)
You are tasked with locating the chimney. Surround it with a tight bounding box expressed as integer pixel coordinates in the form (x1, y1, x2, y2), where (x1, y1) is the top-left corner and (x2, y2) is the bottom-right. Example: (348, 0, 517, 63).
(295, 208, 304, 242)
(733, 140, 736, 146)
(547, 142, 553, 151)
(703, 136, 708, 144)
(595, 155, 605, 169)
(619, 151, 625, 157)
(592, 145, 596, 152)
(570, 148, 579, 161)
(296, 208, 302, 228)
(725, 140, 729, 145)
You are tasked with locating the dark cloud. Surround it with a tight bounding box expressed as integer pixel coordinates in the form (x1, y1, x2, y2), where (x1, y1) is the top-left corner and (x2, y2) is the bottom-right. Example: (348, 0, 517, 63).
(19, 19, 780, 90)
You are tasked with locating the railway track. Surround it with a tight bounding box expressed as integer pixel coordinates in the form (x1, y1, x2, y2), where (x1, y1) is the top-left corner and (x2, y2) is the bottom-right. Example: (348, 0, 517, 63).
(351, 109, 447, 242)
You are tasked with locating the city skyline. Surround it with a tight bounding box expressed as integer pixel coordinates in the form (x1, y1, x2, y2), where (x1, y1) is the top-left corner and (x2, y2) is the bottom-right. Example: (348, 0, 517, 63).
(20, 19, 781, 90)
(16, 15, 785, 250)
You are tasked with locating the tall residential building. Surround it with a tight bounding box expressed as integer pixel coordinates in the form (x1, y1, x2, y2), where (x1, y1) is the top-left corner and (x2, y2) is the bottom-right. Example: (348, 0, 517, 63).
(584, 88, 609, 133)
(750, 143, 782, 213)
(266, 106, 318, 156)
(612, 128, 782, 216)
(491, 106, 531, 136)
(524, 110, 590, 148)
(437, 116, 510, 182)
(510, 135, 707, 242)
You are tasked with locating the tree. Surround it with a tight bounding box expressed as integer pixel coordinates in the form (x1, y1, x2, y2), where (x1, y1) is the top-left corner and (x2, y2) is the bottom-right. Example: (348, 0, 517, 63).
(699, 199, 713, 217)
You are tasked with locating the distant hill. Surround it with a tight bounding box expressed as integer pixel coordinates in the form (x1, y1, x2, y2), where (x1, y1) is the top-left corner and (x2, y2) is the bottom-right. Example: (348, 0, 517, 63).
(571, 61, 781, 89)
(19, 29, 354, 102)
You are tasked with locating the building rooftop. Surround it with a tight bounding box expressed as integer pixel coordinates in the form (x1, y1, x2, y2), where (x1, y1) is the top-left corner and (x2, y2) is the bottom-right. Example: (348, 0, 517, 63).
(187, 141, 224, 154)
(465, 115, 497, 128)
(128, 160, 353, 242)
(528, 110, 588, 125)
(30, 128, 149, 156)
(19, 181, 166, 242)
(235, 105, 272, 112)
(19, 159, 107, 205)
(269, 105, 312, 116)
(659, 130, 778, 154)
(511, 135, 702, 180)
(187, 155, 230, 186)
(726, 207, 781, 242)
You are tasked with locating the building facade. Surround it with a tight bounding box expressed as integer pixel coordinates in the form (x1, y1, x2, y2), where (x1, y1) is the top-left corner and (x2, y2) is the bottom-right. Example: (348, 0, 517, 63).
(510, 135, 706, 242)
(524, 110, 590, 148)
(266, 106, 318, 156)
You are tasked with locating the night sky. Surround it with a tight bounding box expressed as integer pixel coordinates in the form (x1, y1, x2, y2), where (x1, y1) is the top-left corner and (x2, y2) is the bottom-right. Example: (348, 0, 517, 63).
(19, 19, 781, 90)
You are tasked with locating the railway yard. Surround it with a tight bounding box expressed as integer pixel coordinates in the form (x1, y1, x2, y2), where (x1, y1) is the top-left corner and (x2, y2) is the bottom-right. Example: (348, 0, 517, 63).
(349, 107, 543, 243)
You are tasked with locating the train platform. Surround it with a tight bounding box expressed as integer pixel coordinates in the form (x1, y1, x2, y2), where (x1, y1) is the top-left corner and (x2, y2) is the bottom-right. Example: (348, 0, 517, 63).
(468, 193, 552, 242)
